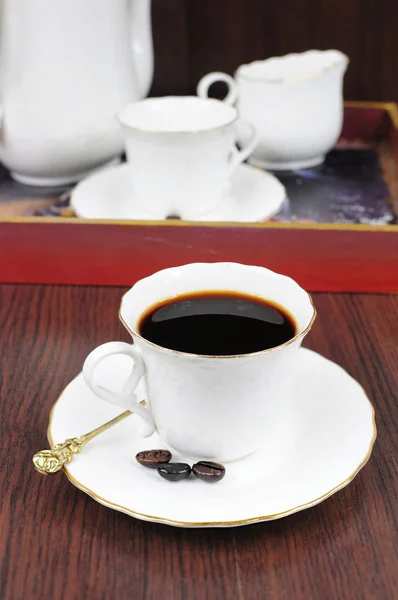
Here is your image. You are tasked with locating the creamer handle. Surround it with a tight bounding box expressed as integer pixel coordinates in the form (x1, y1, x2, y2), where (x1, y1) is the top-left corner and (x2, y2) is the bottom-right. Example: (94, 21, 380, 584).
(197, 72, 238, 106)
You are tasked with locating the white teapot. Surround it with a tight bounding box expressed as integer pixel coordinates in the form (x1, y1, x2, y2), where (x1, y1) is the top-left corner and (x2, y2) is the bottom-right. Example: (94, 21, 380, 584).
(0, 0, 153, 185)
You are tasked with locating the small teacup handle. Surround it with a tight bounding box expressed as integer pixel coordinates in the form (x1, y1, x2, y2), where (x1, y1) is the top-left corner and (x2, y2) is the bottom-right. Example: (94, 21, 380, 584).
(197, 72, 238, 106)
(83, 342, 156, 434)
(198, 72, 257, 173)
(228, 121, 257, 174)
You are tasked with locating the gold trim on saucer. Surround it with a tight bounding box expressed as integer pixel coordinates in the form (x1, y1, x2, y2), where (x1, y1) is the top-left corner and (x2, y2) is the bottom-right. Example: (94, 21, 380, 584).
(46, 384, 377, 528)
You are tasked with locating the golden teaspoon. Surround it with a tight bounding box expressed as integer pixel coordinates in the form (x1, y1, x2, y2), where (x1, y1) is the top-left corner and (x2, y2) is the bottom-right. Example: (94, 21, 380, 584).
(32, 410, 132, 475)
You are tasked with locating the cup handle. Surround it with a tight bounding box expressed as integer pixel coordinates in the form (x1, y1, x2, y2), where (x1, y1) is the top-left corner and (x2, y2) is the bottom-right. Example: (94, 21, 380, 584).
(197, 72, 238, 106)
(83, 342, 156, 433)
(228, 120, 258, 174)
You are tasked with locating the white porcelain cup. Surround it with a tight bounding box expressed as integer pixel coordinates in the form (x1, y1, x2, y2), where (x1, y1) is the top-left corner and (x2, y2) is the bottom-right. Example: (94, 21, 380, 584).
(82, 263, 315, 462)
(198, 50, 349, 170)
(117, 97, 257, 219)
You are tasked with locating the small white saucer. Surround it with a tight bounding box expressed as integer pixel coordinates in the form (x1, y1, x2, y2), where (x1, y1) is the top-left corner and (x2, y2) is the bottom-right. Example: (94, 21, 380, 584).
(70, 163, 286, 222)
(48, 348, 376, 528)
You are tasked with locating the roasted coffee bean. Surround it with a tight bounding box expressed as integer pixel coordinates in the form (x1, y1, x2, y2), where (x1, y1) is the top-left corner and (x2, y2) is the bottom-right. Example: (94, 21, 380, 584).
(136, 449, 172, 469)
(192, 461, 226, 482)
(157, 462, 192, 482)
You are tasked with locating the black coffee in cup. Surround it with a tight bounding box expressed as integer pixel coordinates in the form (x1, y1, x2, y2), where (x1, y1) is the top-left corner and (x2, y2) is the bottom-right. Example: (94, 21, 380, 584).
(138, 291, 296, 355)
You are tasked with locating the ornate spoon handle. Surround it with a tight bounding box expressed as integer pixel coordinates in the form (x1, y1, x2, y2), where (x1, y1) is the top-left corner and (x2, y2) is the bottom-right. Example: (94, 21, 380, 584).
(32, 410, 131, 475)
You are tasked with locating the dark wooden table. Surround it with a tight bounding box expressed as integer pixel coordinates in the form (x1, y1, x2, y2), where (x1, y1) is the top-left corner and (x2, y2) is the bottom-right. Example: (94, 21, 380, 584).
(1, 285, 397, 600)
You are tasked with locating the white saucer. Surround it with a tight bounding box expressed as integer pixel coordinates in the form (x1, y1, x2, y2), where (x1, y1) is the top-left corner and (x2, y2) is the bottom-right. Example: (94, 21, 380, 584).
(48, 348, 376, 528)
(70, 163, 286, 222)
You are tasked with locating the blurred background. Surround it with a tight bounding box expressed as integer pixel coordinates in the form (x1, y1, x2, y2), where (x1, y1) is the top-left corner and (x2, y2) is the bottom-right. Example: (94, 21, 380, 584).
(151, 0, 398, 100)
(1, 0, 397, 227)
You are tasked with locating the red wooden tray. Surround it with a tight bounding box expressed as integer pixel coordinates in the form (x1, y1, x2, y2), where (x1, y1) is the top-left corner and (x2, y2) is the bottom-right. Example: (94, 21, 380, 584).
(1, 102, 397, 292)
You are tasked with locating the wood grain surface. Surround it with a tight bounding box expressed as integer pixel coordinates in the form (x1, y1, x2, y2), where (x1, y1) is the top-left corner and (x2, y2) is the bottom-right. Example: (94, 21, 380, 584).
(0, 285, 397, 600)
(151, 0, 398, 102)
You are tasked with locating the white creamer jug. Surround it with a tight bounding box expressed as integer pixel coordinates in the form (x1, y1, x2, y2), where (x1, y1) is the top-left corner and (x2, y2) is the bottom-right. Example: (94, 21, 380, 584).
(0, 0, 153, 185)
(198, 50, 349, 170)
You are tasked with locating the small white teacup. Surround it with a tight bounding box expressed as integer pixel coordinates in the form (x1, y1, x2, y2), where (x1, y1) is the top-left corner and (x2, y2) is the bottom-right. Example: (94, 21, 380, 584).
(82, 263, 315, 462)
(117, 97, 257, 219)
(198, 50, 349, 170)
